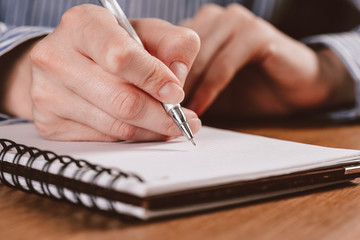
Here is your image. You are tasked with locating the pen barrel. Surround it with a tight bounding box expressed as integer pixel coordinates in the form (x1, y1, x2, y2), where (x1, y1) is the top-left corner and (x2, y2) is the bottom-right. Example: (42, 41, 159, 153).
(163, 103, 194, 141)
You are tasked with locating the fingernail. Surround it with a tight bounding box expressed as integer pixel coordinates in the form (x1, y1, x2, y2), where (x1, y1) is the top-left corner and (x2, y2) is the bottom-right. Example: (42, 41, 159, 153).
(170, 61, 188, 86)
(158, 82, 185, 104)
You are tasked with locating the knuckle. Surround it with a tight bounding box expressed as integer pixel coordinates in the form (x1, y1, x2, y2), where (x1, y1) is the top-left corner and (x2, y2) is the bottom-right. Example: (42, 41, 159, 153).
(109, 120, 137, 140)
(30, 81, 49, 106)
(246, 17, 274, 47)
(198, 4, 223, 16)
(157, 27, 200, 66)
(60, 6, 84, 27)
(225, 3, 256, 23)
(30, 40, 64, 71)
(226, 3, 246, 13)
(31, 96, 59, 140)
(142, 60, 164, 89)
(29, 43, 43, 64)
(34, 120, 57, 139)
(180, 27, 200, 42)
(176, 27, 201, 53)
(30, 86, 44, 105)
(112, 90, 144, 120)
(103, 41, 137, 74)
(30, 42, 50, 67)
(60, 5, 96, 26)
(60, 5, 111, 44)
(251, 16, 267, 31)
(35, 124, 51, 139)
(263, 41, 280, 59)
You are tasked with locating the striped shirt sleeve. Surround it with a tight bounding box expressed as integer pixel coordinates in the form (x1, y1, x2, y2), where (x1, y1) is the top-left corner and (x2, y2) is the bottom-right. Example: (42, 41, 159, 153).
(0, 22, 53, 123)
(0, 22, 53, 56)
(304, 26, 360, 120)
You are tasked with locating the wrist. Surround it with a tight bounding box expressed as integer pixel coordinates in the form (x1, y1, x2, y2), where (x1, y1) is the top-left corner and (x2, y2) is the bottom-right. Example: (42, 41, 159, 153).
(315, 47, 356, 111)
(0, 38, 41, 119)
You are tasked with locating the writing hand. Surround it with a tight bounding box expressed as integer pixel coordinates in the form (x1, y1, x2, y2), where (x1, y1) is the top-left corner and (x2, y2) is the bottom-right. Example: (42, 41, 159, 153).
(4, 5, 201, 141)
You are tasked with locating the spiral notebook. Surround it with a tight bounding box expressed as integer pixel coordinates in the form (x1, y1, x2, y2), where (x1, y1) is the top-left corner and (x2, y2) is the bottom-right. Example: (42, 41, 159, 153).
(1, 123, 360, 220)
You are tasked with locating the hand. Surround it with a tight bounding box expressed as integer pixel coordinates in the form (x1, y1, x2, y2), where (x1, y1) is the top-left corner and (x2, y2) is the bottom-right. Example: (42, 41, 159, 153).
(3, 4, 201, 141)
(181, 4, 354, 117)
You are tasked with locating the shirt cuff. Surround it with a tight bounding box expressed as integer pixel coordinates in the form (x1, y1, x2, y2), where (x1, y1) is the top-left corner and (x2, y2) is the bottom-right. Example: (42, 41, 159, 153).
(0, 23, 53, 56)
(303, 27, 360, 120)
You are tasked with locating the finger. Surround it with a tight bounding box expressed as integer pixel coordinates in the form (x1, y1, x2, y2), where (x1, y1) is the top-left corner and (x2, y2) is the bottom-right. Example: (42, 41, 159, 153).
(60, 92, 201, 141)
(31, 79, 176, 141)
(183, 4, 224, 43)
(178, 18, 192, 28)
(51, 50, 201, 137)
(188, 28, 261, 115)
(36, 116, 202, 142)
(60, 89, 202, 141)
(58, 4, 184, 104)
(133, 18, 200, 86)
(33, 97, 202, 142)
(180, 4, 225, 95)
(182, 4, 254, 100)
(186, 5, 267, 115)
(34, 117, 118, 142)
(31, 92, 116, 142)
(34, 103, 201, 141)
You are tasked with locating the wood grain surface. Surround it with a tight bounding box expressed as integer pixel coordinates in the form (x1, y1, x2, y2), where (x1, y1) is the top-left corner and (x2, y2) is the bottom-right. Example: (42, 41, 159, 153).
(2, 120, 360, 240)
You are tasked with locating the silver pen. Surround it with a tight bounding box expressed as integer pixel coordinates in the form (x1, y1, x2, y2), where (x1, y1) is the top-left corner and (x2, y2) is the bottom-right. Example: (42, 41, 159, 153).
(98, 0, 196, 146)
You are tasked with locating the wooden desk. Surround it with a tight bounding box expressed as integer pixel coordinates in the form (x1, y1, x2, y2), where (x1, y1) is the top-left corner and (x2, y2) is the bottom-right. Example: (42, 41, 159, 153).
(2, 122, 360, 240)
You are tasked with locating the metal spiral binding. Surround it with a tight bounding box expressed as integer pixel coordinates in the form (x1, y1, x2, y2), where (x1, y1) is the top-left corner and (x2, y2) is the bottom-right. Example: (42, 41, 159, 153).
(0, 138, 144, 212)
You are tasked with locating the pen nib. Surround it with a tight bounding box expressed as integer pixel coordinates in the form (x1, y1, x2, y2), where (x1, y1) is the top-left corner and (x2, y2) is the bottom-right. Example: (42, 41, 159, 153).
(190, 138, 196, 146)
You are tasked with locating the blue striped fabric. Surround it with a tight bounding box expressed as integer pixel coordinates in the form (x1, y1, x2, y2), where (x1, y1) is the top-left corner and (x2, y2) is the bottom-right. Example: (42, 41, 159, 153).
(0, 23, 52, 55)
(0, 0, 250, 27)
(0, 114, 28, 126)
(0, 0, 249, 55)
(0, 0, 360, 122)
